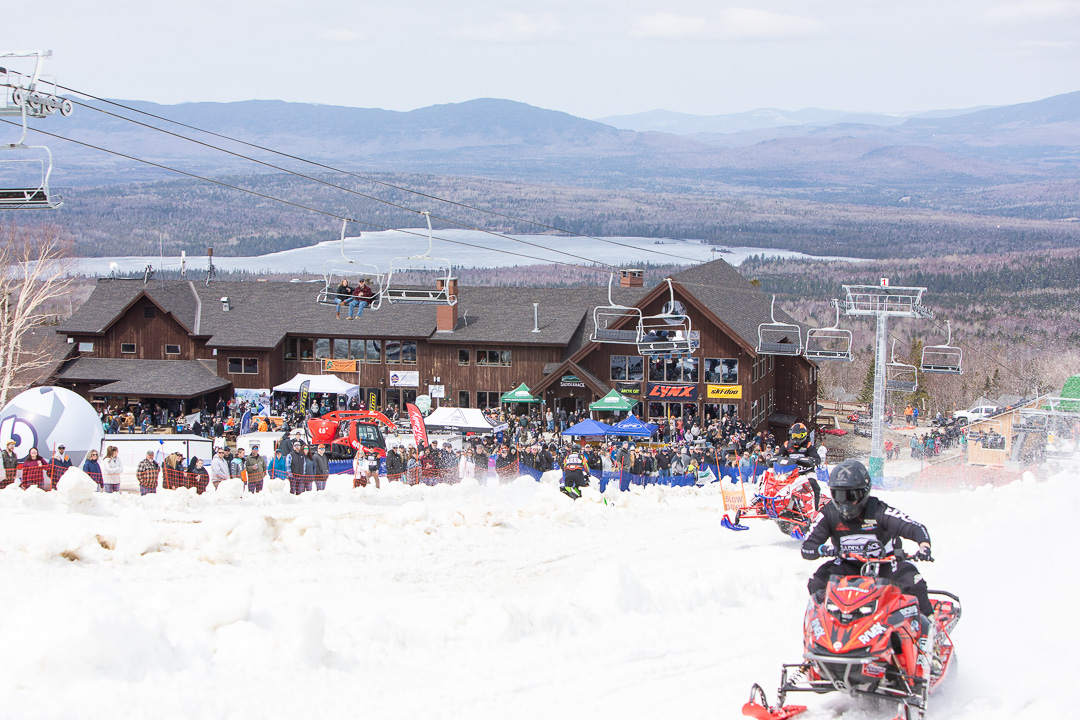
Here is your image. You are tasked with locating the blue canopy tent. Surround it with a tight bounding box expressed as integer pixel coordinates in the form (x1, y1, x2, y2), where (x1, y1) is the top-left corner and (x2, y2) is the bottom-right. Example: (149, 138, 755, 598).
(561, 418, 613, 438)
(607, 414, 657, 439)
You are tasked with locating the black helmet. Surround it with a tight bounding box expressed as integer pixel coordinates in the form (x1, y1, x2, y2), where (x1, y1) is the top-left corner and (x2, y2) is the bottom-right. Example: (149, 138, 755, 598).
(828, 459, 871, 520)
(790, 422, 809, 444)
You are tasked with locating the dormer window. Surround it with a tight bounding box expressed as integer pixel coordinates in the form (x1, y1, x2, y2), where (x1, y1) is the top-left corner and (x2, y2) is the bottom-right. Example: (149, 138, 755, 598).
(144, 305, 156, 318)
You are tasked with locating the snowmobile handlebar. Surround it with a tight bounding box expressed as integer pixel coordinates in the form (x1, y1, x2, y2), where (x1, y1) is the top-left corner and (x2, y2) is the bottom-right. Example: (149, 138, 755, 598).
(839, 551, 931, 564)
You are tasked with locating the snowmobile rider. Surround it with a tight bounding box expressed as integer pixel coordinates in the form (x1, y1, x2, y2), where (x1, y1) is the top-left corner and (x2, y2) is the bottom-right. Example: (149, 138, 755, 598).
(779, 422, 822, 511)
(801, 459, 934, 618)
(561, 447, 590, 499)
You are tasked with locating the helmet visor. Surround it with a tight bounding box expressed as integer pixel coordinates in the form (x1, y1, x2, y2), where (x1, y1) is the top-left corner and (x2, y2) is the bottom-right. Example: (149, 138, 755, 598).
(832, 488, 867, 505)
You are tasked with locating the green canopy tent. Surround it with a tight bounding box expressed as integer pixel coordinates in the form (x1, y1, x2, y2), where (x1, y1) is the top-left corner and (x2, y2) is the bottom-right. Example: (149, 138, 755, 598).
(500, 383, 541, 404)
(589, 388, 637, 412)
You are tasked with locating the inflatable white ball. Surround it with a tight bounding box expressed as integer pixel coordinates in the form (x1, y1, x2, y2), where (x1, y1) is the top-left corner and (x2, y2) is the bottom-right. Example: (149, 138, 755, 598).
(0, 386, 104, 467)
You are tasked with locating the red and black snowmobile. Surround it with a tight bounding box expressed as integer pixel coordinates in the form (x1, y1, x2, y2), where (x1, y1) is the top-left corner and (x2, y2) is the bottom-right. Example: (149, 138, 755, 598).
(742, 549, 961, 720)
(722, 456, 828, 539)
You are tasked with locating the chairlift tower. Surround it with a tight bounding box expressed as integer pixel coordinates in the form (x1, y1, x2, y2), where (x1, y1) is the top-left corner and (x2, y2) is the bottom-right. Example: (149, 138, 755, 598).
(843, 282, 932, 481)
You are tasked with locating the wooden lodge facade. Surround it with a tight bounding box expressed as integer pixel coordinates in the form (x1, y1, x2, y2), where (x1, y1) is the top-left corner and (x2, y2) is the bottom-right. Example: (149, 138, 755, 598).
(54, 260, 818, 436)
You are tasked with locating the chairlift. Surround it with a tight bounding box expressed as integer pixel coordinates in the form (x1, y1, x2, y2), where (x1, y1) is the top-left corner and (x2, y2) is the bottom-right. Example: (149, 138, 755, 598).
(804, 299, 853, 362)
(885, 339, 918, 393)
(921, 320, 962, 375)
(637, 278, 697, 356)
(1, 51, 68, 209)
(756, 296, 803, 356)
(381, 211, 457, 305)
(315, 220, 385, 309)
(590, 273, 642, 344)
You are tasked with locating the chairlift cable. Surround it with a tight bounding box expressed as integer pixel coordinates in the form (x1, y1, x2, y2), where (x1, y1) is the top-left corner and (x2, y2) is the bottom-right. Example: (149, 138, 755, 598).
(52, 84, 707, 265)
(0, 119, 625, 273)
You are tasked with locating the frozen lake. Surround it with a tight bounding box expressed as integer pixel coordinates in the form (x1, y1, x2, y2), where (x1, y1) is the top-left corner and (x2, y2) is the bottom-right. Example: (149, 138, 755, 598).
(69, 230, 863, 276)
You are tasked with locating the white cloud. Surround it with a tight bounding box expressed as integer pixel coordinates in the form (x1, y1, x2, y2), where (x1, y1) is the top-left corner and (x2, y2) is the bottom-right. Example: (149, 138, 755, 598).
(986, 1, 1080, 22)
(631, 8, 823, 43)
(320, 29, 365, 44)
(452, 13, 563, 44)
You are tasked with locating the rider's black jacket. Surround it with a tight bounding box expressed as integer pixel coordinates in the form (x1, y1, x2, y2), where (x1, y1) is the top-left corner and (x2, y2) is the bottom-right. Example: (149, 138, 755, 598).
(800, 496, 931, 561)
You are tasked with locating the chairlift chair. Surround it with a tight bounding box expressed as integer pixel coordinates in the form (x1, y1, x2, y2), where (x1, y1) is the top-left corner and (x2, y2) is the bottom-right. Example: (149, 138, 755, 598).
(921, 320, 962, 375)
(636, 278, 697, 356)
(315, 221, 385, 309)
(381, 211, 457, 306)
(803, 299, 853, 362)
(590, 273, 642, 344)
(0, 145, 61, 209)
(756, 296, 803, 356)
(1, 52, 68, 210)
(885, 338, 918, 393)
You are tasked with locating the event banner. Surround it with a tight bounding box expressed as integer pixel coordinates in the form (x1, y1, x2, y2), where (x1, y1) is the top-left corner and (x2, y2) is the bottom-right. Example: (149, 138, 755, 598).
(298, 379, 310, 416)
(615, 381, 641, 398)
(323, 359, 358, 373)
(406, 403, 428, 445)
(645, 383, 698, 401)
(367, 391, 377, 412)
(389, 371, 420, 387)
(706, 384, 743, 399)
(428, 384, 446, 398)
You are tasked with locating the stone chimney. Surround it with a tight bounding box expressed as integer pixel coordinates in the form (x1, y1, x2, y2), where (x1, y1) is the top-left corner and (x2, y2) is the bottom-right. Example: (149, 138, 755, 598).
(436, 277, 459, 332)
(620, 269, 644, 287)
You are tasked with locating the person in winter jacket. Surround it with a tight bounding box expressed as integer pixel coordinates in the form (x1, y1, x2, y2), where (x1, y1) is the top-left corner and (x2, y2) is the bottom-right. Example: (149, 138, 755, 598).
(19, 447, 50, 490)
(312, 445, 330, 490)
(101, 445, 123, 493)
(186, 457, 209, 494)
(209, 447, 230, 488)
(3, 439, 20, 488)
(136, 451, 160, 495)
(801, 459, 934, 618)
(244, 444, 268, 492)
(82, 449, 103, 490)
(560, 449, 589, 499)
(779, 422, 822, 510)
(50, 444, 73, 488)
(268, 448, 288, 482)
(287, 441, 310, 494)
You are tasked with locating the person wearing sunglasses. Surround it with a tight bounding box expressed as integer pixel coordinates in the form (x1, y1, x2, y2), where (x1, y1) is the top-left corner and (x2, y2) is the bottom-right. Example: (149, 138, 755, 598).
(801, 459, 934, 621)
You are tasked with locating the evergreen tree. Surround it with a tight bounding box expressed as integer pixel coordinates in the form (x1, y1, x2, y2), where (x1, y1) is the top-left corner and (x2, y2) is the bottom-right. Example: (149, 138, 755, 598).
(858, 357, 876, 404)
(907, 339, 931, 408)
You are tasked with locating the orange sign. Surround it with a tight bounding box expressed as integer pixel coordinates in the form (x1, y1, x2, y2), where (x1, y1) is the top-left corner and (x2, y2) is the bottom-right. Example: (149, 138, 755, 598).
(323, 359, 358, 373)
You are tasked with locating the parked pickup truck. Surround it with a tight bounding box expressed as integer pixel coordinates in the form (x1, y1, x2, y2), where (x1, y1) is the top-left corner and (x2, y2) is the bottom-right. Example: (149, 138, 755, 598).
(954, 405, 998, 425)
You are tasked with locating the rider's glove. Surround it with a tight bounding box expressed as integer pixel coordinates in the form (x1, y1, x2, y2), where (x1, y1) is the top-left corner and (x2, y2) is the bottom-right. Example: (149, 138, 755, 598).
(818, 543, 837, 558)
(915, 544, 933, 561)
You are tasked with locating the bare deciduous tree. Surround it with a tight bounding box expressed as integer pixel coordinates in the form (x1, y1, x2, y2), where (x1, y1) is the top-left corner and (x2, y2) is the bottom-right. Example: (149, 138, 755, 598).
(0, 223, 73, 407)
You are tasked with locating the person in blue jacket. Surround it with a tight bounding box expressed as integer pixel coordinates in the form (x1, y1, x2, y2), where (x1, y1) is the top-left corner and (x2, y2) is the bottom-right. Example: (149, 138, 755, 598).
(82, 449, 104, 490)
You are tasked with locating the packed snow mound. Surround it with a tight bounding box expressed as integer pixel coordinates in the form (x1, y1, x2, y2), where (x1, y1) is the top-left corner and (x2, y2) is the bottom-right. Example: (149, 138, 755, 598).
(0, 469, 1073, 719)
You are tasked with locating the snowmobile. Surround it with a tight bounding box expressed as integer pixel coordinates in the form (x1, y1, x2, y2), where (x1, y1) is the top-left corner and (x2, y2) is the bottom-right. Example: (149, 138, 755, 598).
(741, 547, 962, 720)
(721, 455, 828, 539)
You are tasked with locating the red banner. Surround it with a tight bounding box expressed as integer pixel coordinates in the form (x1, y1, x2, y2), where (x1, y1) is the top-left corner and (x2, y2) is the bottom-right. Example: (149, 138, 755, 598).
(406, 403, 428, 445)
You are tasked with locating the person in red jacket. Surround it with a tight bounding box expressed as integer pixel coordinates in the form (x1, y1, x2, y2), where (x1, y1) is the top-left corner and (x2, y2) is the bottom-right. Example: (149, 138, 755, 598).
(19, 447, 50, 490)
(346, 278, 377, 320)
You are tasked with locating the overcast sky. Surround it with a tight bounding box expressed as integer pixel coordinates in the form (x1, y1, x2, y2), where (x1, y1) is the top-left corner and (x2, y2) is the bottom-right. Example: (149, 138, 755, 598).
(8, 0, 1080, 118)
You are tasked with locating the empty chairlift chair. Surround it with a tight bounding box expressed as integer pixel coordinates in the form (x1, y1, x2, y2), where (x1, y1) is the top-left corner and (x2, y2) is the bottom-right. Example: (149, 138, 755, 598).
(315, 221, 384, 309)
(590, 273, 643, 345)
(804, 299, 853, 362)
(756, 296, 803, 356)
(1, 53, 69, 209)
(921, 320, 962, 375)
(885, 338, 918, 393)
(381, 211, 457, 306)
(636, 279, 698, 356)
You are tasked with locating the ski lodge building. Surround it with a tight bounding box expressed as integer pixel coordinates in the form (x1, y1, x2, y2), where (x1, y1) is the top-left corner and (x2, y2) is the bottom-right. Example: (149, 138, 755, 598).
(53, 259, 818, 434)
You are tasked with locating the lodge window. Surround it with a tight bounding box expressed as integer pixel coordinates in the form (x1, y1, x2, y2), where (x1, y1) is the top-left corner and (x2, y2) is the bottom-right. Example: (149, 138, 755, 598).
(768, 389, 775, 416)
(228, 357, 259, 374)
(385, 340, 417, 365)
(284, 338, 315, 360)
(144, 305, 156, 319)
(752, 356, 767, 383)
(751, 398, 762, 425)
(459, 349, 470, 365)
(664, 357, 698, 383)
(768, 356, 775, 372)
(333, 339, 350, 360)
(315, 339, 331, 360)
(78, 342, 94, 353)
(165, 344, 181, 355)
(610, 355, 644, 382)
(475, 349, 511, 367)
(648, 357, 664, 382)
(704, 358, 738, 385)
(458, 390, 470, 408)
(121, 343, 136, 354)
(476, 391, 500, 409)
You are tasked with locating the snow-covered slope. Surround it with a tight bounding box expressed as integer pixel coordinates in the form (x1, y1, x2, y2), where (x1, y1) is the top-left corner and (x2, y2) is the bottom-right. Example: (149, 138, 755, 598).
(0, 468, 1072, 719)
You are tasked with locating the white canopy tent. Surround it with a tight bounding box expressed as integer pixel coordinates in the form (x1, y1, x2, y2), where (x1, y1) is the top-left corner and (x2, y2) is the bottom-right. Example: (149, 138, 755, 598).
(423, 407, 508, 434)
(272, 373, 359, 396)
